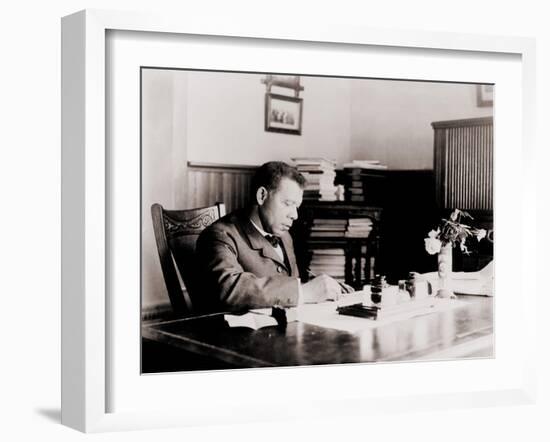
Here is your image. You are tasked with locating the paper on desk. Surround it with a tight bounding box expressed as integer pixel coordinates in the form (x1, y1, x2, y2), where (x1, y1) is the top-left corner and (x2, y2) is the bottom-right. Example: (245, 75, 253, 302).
(421, 261, 494, 296)
(224, 312, 278, 329)
(295, 298, 467, 333)
(248, 291, 468, 333)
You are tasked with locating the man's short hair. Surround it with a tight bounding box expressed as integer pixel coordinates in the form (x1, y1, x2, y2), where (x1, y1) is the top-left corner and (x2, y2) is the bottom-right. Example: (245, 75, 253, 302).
(250, 161, 306, 198)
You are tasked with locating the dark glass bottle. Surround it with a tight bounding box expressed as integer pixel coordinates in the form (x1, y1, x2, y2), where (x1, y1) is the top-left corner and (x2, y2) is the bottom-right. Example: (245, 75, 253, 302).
(370, 274, 387, 304)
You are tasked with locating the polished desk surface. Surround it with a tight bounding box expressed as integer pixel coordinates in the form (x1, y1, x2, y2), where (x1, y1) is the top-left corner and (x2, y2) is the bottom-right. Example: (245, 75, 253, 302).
(142, 295, 494, 370)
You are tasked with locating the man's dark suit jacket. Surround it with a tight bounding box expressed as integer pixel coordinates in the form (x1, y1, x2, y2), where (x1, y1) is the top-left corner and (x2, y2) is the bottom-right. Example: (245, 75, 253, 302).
(194, 208, 301, 312)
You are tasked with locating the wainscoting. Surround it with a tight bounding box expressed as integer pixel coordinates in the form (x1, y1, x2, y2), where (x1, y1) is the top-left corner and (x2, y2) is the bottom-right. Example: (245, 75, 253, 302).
(186, 162, 255, 213)
(433, 117, 493, 211)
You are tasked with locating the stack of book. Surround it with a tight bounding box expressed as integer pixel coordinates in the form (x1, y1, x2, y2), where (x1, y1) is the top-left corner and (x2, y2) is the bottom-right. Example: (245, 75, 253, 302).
(292, 157, 337, 201)
(308, 248, 346, 283)
(342, 159, 388, 171)
(341, 160, 387, 204)
(345, 218, 374, 238)
(309, 218, 347, 238)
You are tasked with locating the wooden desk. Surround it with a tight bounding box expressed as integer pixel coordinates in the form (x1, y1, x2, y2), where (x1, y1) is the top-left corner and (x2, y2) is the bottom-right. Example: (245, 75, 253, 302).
(142, 295, 493, 372)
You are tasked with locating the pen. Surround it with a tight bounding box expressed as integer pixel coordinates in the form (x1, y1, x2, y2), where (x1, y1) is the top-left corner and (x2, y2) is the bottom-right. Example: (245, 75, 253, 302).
(306, 268, 354, 294)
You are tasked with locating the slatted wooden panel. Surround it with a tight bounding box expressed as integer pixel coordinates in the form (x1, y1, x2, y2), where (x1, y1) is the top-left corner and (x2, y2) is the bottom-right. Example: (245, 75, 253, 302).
(432, 117, 493, 210)
(186, 162, 255, 213)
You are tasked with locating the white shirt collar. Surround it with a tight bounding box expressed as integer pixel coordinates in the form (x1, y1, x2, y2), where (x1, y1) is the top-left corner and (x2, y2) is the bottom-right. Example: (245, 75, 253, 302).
(249, 219, 284, 261)
(250, 218, 270, 237)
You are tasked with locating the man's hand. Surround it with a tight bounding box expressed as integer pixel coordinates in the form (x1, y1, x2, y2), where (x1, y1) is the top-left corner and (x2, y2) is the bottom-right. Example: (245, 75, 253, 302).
(339, 282, 355, 294)
(301, 274, 350, 303)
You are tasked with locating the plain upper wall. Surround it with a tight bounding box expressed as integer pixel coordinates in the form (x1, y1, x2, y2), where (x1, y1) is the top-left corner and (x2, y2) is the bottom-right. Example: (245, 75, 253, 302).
(350, 79, 492, 169)
(186, 72, 492, 169)
(186, 71, 352, 164)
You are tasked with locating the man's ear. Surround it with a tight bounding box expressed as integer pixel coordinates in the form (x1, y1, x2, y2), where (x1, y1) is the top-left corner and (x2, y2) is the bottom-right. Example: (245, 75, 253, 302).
(256, 186, 268, 205)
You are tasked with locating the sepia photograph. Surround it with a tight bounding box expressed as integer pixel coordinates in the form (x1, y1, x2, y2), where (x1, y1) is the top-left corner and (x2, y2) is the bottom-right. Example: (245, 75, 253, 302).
(140, 68, 494, 374)
(265, 93, 303, 134)
(477, 84, 494, 107)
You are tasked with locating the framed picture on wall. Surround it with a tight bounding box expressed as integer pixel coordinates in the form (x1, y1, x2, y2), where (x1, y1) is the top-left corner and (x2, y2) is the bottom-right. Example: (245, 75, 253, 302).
(265, 93, 303, 134)
(477, 84, 494, 107)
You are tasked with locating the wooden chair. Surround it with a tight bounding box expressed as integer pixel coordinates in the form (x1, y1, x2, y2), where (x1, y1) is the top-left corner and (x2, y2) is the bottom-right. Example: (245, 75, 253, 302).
(151, 202, 226, 315)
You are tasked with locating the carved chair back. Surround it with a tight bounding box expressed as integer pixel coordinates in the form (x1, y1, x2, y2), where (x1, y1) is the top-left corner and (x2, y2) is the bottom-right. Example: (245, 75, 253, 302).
(151, 202, 226, 315)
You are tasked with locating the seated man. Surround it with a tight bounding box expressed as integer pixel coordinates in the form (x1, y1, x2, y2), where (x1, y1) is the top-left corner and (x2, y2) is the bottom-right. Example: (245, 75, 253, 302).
(195, 161, 349, 312)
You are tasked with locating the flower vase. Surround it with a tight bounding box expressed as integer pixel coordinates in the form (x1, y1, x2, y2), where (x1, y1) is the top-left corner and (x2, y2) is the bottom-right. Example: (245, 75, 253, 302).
(436, 242, 456, 299)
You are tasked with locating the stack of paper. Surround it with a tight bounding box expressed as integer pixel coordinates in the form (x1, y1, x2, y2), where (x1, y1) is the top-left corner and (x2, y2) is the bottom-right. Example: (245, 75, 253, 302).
(421, 261, 494, 296)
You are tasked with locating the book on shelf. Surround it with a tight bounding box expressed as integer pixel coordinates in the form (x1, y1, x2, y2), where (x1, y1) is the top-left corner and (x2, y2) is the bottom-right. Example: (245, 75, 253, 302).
(297, 167, 337, 174)
(348, 218, 373, 225)
(305, 184, 336, 191)
(310, 224, 346, 232)
(342, 160, 388, 170)
(303, 178, 336, 185)
(310, 251, 346, 257)
(350, 159, 381, 165)
(346, 226, 373, 232)
(344, 232, 372, 238)
(302, 169, 337, 176)
(309, 262, 345, 270)
(310, 231, 346, 237)
(343, 168, 388, 176)
(292, 157, 336, 166)
(310, 268, 346, 278)
(348, 225, 373, 233)
(311, 272, 346, 279)
(311, 249, 346, 258)
(310, 259, 346, 266)
(297, 168, 328, 174)
(311, 248, 345, 255)
(313, 218, 348, 226)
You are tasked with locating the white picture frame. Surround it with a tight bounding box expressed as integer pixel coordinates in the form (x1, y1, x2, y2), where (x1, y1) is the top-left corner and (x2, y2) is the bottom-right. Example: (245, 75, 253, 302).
(61, 9, 537, 433)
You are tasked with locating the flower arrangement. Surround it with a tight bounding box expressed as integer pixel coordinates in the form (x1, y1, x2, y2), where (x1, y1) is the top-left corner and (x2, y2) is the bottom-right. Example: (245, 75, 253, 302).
(424, 209, 486, 255)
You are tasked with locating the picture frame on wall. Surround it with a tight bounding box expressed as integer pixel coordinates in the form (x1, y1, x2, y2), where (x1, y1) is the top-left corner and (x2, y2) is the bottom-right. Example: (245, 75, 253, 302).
(61, 9, 537, 434)
(265, 92, 303, 135)
(477, 84, 494, 107)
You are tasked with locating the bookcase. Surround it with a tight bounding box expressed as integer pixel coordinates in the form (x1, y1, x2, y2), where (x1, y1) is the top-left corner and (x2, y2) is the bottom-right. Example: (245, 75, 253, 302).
(292, 202, 383, 289)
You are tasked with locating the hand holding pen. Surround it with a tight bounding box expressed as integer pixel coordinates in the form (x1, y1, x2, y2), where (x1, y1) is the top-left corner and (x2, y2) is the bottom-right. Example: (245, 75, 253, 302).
(301, 269, 355, 303)
(307, 269, 355, 294)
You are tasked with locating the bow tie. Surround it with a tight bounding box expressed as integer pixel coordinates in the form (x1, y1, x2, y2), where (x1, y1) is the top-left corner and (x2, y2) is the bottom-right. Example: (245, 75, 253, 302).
(265, 234, 281, 247)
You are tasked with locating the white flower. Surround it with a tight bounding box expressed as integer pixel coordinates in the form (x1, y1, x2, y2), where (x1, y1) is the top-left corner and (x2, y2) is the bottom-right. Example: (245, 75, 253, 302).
(450, 209, 460, 221)
(425, 237, 442, 255)
(428, 229, 440, 239)
(476, 229, 487, 241)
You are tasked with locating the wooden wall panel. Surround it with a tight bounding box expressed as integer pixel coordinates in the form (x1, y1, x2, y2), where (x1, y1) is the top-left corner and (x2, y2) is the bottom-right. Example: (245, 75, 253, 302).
(186, 163, 255, 213)
(433, 117, 493, 210)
